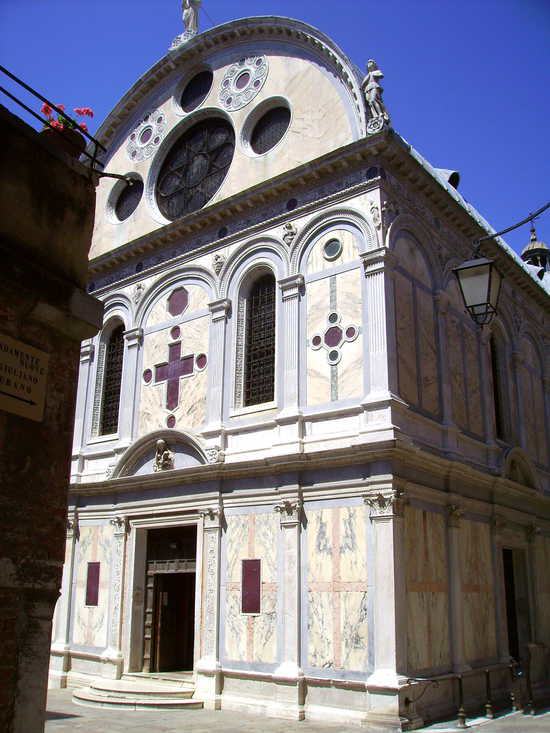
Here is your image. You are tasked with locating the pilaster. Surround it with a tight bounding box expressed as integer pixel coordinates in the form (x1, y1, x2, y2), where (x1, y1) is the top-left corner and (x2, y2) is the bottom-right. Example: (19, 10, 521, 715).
(49, 512, 79, 688)
(446, 505, 469, 673)
(195, 504, 224, 709)
(119, 328, 143, 441)
(526, 523, 542, 643)
(364, 487, 409, 732)
(72, 342, 94, 455)
(270, 497, 305, 720)
(204, 299, 231, 437)
(434, 290, 459, 457)
(101, 516, 129, 679)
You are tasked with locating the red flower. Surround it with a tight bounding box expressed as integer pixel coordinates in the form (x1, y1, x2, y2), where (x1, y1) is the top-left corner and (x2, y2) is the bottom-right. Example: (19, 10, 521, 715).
(57, 103, 65, 112)
(79, 122, 88, 133)
(50, 120, 64, 130)
(41, 102, 53, 117)
(74, 106, 94, 118)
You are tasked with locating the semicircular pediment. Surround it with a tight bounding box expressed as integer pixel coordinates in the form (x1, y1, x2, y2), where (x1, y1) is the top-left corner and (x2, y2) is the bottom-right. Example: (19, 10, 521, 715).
(112, 429, 207, 478)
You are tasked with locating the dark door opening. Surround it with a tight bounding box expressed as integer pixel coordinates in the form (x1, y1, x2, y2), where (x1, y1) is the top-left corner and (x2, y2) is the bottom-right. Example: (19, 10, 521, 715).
(152, 572, 195, 672)
(502, 548, 531, 662)
(143, 525, 197, 673)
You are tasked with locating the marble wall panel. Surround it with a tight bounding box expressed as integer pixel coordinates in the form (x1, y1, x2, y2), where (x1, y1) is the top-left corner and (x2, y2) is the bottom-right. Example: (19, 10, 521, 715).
(416, 287, 439, 416)
(460, 520, 497, 662)
(464, 327, 483, 437)
(307, 505, 368, 672)
(337, 268, 363, 400)
(223, 512, 279, 665)
(405, 506, 450, 671)
(448, 313, 468, 431)
(72, 525, 111, 648)
(146, 284, 209, 328)
(395, 272, 419, 406)
(306, 229, 359, 275)
(307, 278, 331, 406)
(138, 316, 208, 436)
(394, 234, 432, 287)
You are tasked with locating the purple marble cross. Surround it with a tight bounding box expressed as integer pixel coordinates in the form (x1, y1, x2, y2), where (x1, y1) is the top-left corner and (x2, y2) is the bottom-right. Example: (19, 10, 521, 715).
(154, 341, 194, 411)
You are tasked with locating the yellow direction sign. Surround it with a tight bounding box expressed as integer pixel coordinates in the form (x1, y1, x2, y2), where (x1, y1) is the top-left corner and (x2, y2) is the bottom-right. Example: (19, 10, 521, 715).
(0, 333, 50, 422)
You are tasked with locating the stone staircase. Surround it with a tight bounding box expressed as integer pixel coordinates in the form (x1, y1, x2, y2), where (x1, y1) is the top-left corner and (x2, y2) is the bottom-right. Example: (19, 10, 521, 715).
(72, 671, 203, 710)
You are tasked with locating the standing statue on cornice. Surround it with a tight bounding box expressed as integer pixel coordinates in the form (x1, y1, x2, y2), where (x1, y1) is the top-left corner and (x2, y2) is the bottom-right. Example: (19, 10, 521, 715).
(182, 0, 202, 35)
(362, 59, 390, 134)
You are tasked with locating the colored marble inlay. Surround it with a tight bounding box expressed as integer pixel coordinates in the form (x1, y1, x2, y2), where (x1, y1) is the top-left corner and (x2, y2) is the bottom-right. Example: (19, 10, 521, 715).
(167, 287, 188, 317)
(324, 326, 342, 347)
(171, 326, 181, 340)
(196, 353, 207, 370)
(143, 368, 152, 384)
(154, 342, 194, 411)
(312, 335, 322, 348)
(166, 415, 176, 429)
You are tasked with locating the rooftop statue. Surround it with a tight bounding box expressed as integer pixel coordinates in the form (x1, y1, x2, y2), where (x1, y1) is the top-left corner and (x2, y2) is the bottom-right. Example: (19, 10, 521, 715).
(362, 59, 390, 134)
(170, 0, 202, 50)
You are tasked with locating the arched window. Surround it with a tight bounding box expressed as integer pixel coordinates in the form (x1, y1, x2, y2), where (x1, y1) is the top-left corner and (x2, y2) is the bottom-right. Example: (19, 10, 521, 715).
(490, 333, 510, 442)
(99, 323, 124, 435)
(243, 273, 276, 406)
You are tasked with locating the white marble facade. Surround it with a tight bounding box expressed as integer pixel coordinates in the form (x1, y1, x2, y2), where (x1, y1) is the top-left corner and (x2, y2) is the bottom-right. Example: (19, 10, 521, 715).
(53, 14, 550, 732)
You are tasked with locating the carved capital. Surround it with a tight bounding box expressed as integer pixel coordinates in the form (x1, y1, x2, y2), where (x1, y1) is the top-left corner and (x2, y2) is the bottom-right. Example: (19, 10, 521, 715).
(66, 512, 79, 539)
(123, 327, 143, 348)
(361, 247, 397, 276)
(274, 499, 303, 525)
(525, 523, 541, 543)
(205, 446, 225, 465)
(446, 504, 464, 528)
(80, 341, 94, 364)
(208, 298, 231, 322)
(491, 514, 507, 532)
(278, 274, 304, 301)
(110, 516, 128, 536)
(365, 489, 407, 519)
(199, 506, 224, 528)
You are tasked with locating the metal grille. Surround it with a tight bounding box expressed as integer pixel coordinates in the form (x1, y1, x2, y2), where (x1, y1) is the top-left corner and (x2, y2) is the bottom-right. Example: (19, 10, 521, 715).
(100, 324, 124, 435)
(180, 70, 213, 112)
(156, 118, 235, 221)
(244, 274, 275, 406)
(250, 107, 290, 155)
(115, 179, 143, 221)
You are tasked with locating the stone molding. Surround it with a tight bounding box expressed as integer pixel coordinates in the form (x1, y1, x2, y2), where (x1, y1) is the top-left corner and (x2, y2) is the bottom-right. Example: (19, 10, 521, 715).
(361, 247, 397, 276)
(123, 327, 143, 347)
(278, 274, 304, 301)
(80, 342, 94, 363)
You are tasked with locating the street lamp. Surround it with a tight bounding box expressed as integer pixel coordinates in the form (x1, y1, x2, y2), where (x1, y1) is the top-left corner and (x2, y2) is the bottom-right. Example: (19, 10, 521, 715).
(453, 256, 502, 326)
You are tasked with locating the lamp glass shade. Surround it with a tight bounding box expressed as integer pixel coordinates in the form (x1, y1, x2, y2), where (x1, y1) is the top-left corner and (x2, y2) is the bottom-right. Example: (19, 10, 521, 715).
(453, 257, 502, 326)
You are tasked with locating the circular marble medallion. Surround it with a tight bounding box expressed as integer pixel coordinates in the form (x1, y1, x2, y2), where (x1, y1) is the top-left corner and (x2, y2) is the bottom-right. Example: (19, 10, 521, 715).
(126, 109, 167, 162)
(219, 56, 269, 112)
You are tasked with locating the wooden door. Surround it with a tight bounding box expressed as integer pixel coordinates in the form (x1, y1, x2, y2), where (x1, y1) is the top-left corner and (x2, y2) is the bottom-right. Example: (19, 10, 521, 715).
(152, 573, 195, 672)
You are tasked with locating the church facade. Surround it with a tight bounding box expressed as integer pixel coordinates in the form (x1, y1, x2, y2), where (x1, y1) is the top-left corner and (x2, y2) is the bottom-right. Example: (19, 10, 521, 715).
(49, 15, 550, 731)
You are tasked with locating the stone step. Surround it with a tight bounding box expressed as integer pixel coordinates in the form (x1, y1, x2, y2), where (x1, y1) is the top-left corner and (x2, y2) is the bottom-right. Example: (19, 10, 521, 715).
(73, 686, 204, 710)
(89, 678, 194, 698)
(123, 671, 194, 686)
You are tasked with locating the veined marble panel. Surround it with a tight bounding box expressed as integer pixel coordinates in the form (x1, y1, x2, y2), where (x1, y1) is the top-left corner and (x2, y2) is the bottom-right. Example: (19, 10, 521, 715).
(416, 287, 439, 416)
(307, 506, 368, 672)
(254, 589, 277, 663)
(405, 506, 450, 671)
(138, 317, 208, 436)
(225, 588, 247, 662)
(395, 272, 418, 406)
(337, 268, 363, 400)
(464, 327, 483, 437)
(448, 313, 467, 431)
(306, 229, 359, 275)
(253, 512, 278, 582)
(460, 520, 497, 661)
(307, 277, 331, 407)
(226, 515, 249, 583)
(73, 525, 111, 648)
(394, 234, 432, 287)
(146, 284, 209, 328)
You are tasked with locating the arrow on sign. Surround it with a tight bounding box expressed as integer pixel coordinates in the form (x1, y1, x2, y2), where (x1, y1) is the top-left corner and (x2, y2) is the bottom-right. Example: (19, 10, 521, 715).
(0, 389, 37, 406)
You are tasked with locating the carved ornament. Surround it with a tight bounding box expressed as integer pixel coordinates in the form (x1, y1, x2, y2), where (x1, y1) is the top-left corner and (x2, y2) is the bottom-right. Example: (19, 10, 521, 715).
(274, 499, 303, 524)
(446, 504, 464, 528)
(212, 253, 226, 276)
(205, 446, 225, 464)
(364, 489, 407, 518)
(282, 222, 298, 246)
(153, 439, 174, 472)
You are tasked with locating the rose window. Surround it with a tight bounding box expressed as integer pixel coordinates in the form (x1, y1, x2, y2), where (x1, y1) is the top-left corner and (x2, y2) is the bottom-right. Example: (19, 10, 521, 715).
(126, 109, 167, 162)
(155, 118, 235, 221)
(219, 56, 269, 112)
(310, 312, 359, 365)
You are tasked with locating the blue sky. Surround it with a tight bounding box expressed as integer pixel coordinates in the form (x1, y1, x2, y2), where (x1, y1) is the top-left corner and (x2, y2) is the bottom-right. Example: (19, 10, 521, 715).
(1, 0, 549, 253)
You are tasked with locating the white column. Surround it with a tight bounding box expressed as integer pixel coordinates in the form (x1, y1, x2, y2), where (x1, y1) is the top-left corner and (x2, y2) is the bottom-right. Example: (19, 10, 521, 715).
(101, 516, 129, 679)
(204, 299, 230, 438)
(361, 249, 398, 434)
(195, 505, 223, 709)
(119, 328, 142, 442)
(49, 512, 79, 688)
(270, 498, 305, 720)
(446, 505, 469, 673)
(72, 342, 94, 456)
(364, 487, 408, 731)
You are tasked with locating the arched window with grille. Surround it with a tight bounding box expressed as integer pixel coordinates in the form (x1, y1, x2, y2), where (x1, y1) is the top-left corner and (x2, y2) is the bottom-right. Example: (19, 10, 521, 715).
(92, 321, 125, 436)
(241, 273, 276, 407)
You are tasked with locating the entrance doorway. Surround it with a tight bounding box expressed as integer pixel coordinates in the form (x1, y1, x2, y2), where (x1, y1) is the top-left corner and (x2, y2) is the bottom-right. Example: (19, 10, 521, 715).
(502, 548, 531, 662)
(143, 525, 197, 673)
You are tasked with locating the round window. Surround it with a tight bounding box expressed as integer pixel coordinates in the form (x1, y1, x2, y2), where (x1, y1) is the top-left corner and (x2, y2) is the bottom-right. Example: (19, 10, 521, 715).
(323, 238, 343, 261)
(155, 118, 235, 221)
(180, 70, 213, 112)
(250, 106, 291, 155)
(115, 179, 143, 221)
